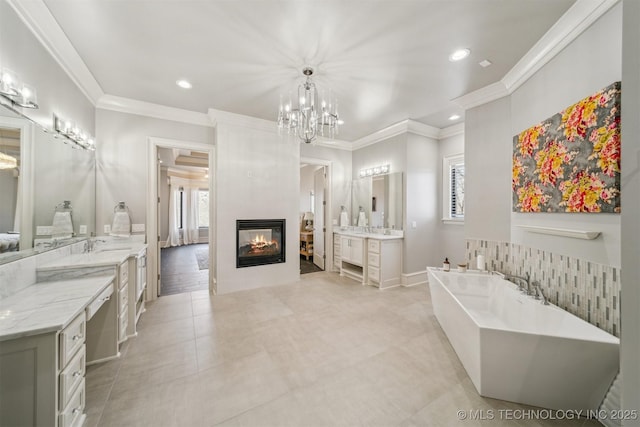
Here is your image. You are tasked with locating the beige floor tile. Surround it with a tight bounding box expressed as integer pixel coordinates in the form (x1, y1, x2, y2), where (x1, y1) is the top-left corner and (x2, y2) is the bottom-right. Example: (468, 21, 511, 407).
(88, 273, 609, 427)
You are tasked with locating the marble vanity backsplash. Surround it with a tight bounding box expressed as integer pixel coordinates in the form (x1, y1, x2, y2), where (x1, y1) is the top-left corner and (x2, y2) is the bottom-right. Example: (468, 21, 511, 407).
(466, 239, 620, 337)
(0, 240, 87, 300)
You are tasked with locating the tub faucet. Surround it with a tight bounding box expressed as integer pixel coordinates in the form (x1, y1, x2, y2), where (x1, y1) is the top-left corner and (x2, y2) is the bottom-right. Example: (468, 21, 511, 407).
(506, 273, 531, 295)
(534, 282, 549, 305)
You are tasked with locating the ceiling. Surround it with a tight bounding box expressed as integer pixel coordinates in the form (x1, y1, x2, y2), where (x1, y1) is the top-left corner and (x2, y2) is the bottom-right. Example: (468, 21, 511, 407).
(42, 0, 576, 141)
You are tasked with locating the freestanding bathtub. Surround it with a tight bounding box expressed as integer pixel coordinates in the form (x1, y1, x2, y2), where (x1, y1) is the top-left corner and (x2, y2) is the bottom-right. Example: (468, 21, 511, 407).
(427, 267, 619, 411)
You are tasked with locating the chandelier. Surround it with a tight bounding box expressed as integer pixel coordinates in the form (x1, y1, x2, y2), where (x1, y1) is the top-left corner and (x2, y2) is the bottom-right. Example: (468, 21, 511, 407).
(277, 67, 340, 144)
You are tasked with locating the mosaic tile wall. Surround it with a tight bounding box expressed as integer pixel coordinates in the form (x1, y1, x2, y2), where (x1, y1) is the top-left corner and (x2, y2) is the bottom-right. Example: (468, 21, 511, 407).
(466, 239, 621, 337)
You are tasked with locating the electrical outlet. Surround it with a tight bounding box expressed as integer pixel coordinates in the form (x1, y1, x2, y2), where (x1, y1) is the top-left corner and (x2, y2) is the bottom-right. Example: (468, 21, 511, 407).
(36, 226, 53, 235)
(412, 221, 417, 229)
(104, 224, 111, 234)
(79, 225, 87, 235)
(132, 223, 145, 232)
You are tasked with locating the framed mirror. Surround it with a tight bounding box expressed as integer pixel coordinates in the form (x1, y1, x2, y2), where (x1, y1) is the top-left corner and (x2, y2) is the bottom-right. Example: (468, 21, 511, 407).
(0, 102, 96, 264)
(351, 172, 403, 230)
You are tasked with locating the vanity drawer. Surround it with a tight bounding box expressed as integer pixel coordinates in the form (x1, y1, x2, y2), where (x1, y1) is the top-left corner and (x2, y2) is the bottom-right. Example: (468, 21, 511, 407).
(59, 313, 85, 370)
(59, 378, 85, 427)
(119, 261, 129, 287)
(368, 253, 380, 268)
(368, 266, 380, 282)
(118, 283, 129, 316)
(118, 312, 128, 342)
(59, 345, 85, 410)
(86, 283, 113, 321)
(368, 239, 380, 254)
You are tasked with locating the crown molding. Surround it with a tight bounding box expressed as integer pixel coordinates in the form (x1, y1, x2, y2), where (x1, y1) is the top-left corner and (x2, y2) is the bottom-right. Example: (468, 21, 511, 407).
(351, 119, 440, 151)
(452, 81, 509, 110)
(98, 95, 213, 127)
(438, 122, 465, 139)
(7, 0, 104, 105)
(454, 0, 619, 110)
(207, 108, 277, 132)
(502, 0, 620, 92)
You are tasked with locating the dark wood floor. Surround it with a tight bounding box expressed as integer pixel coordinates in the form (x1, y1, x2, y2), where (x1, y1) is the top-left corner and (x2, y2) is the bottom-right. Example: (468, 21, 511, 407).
(160, 244, 209, 296)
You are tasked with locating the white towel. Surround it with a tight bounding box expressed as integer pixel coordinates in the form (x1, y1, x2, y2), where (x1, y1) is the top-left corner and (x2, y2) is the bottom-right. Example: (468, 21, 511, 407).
(51, 211, 73, 239)
(111, 211, 131, 237)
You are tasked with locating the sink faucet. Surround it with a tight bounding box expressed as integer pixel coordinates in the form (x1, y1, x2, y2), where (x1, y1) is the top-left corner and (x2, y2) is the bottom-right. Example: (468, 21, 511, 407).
(85, 237, 107, 253)
(505, 272, 531, 295)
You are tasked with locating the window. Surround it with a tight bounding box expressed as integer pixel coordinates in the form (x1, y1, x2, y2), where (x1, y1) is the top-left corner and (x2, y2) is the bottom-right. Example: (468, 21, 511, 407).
(443, 154, 464, 223)
(198, 190, 209, 228)
(177, 188, 209, 228)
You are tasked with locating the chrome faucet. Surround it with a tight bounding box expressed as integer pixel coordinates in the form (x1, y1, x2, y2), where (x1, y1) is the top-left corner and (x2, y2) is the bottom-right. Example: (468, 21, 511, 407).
(533, 282, 549, 305)
(85, 237, 107, 253)
(505, 272, 531, 295)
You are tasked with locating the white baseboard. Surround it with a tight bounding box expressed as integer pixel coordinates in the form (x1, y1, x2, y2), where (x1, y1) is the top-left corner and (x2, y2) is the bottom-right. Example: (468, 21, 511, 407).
(402, 270, 428, 287)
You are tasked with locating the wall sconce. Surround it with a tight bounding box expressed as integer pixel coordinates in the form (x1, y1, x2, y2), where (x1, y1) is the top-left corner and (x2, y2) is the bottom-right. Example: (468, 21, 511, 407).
(53, 114, 96, 151)
(0, 67, 38, 109)
(359, 164, 390, 178)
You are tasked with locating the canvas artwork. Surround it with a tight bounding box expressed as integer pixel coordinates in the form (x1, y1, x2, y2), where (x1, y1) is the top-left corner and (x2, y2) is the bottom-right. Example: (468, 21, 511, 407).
(512, 81, 621, 213)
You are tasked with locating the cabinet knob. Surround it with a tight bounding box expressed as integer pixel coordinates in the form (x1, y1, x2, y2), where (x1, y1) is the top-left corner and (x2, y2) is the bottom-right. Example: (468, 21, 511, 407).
(72, 334, 83, 341)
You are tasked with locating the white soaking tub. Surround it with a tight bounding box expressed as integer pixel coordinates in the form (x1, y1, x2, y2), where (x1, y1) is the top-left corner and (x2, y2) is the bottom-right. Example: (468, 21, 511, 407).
(427, 267, 619, 411)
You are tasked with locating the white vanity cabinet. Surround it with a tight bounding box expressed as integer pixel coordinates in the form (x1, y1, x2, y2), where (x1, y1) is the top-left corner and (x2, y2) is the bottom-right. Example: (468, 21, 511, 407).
(117, 260, 129, 344)
(339, 235, 366, 283)
(333, 236, 342, 271)
(0, 277, 116, 427)
(367, 238, 402, 289)
(126, 247, 147, 338)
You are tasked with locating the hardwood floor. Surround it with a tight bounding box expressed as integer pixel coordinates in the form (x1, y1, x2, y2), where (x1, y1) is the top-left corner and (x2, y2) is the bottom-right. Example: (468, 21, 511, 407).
(160, 244, 209, 296)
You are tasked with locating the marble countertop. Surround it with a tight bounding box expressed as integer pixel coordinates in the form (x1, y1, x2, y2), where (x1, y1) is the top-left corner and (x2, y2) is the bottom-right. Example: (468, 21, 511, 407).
(37, 249, 133, 272)
(0, 275, 114, 341)
(96, 242, 147, 257)
(333, 229, 403, 240)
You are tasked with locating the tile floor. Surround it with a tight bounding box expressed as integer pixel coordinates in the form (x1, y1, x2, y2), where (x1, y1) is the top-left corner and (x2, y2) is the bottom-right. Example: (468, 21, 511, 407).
(160, 244, 209, 295)
(85, 272, 601, 427)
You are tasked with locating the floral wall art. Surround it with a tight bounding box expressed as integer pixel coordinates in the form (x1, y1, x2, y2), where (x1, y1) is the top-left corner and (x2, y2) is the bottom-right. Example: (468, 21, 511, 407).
(512, 81, 621, 213)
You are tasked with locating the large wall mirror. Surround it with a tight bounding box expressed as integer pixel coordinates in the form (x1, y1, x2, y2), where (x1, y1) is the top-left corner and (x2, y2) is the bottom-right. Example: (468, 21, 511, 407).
(0, 103, 96, 265)
(351, 172, 403, 230)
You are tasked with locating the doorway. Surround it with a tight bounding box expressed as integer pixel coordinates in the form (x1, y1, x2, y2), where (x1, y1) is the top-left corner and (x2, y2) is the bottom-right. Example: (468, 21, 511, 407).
(147, 137, 216, 300)
(299, 157, 331, 275)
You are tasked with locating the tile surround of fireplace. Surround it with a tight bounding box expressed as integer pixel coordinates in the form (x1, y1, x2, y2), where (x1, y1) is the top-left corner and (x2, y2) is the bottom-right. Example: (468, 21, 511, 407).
(236, 219, 286, 268)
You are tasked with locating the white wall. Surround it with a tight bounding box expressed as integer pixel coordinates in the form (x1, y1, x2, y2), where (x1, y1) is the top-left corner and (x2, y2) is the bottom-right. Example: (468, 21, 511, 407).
(300, 143, 352, 225)
(352, 132, 442, 273)
(464, 96, 512, 243)
(405, 132, 440, 272)
(620, 0, 640, 419)
(0, 1, 94, 134)
(509, 3, 622, 267)
(438, 131, 466, 263)
(214, 120, 299, 294)
(95, 109, 214, 232)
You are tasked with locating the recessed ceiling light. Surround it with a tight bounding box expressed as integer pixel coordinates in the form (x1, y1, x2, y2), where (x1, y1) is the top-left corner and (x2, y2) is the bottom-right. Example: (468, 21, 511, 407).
(449, 114, 461, 121)
(176, 79, 192, 89)
(449, 48, 471, 62)
(479, 59, 493, 68)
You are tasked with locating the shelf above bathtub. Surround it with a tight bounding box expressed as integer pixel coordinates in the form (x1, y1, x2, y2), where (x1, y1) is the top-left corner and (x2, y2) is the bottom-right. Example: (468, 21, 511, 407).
(517, 225, 601, 240)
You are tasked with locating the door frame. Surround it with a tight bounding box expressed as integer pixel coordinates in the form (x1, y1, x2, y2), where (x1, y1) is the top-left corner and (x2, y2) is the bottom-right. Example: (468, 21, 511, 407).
(301, 156, 332, 273)
(147, 137, 216, 300)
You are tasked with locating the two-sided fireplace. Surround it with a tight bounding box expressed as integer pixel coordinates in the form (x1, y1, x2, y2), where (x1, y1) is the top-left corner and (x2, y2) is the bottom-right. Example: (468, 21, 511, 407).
(236, 219, 286, 268)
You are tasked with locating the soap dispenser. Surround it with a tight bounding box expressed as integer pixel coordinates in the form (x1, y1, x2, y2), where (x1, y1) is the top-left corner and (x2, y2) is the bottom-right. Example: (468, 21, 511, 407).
(443, 257, 450, 272)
